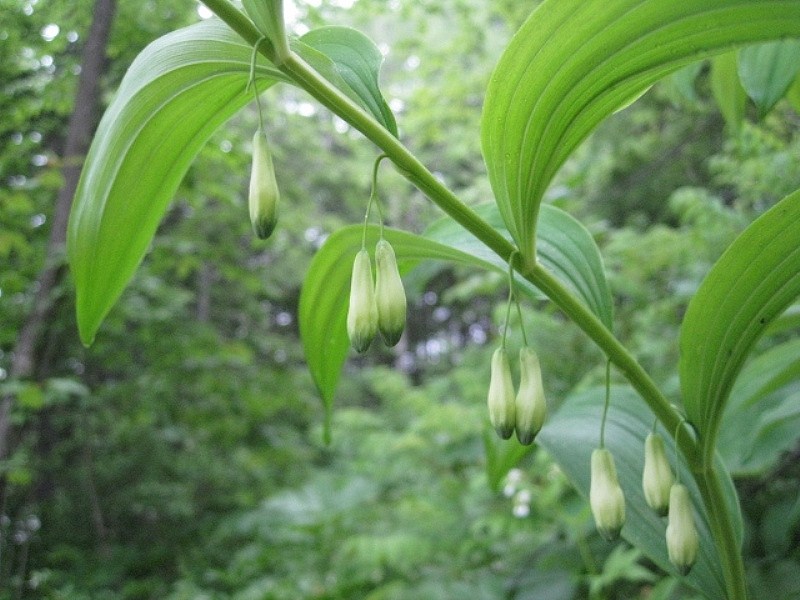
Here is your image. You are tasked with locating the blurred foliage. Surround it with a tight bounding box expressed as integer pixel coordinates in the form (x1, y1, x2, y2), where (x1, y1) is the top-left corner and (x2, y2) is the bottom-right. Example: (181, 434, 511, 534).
(1, 0, 800, 598)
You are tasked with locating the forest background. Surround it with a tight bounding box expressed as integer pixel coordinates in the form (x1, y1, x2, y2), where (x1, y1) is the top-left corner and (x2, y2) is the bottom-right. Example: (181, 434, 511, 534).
(2, 0, 800, 598)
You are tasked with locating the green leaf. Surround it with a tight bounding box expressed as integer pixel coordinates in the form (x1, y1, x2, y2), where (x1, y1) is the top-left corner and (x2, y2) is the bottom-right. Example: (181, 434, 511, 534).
(718, 339, 800, 476)
(481, 0, 800, 264)
(738, 40, 800, 117)
(539, 386, 741, 600)
(426, 203, 614, 329)
(765, 304, 800, 337)
(299, 225, 495, 439)
(242, 0, 287, 52)
(67, 19, 286, 345)
(680, 189, 800, 466)
(482, 429, 533, 493)
(710, 52, 747, 132)
(294, 27, 397, 136)
(299, 203, 612, 436)
(589, 546, 654, 596)
(670, 62, 704, 104)
(787, 73, 800, 113)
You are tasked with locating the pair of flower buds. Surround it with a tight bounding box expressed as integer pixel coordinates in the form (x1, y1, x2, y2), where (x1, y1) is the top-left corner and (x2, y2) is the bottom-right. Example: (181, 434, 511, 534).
(487, 347, 547, 445)
(249, 129, 280, 239)
(590, 433, 699, 575)
(347, 240, 407, 352)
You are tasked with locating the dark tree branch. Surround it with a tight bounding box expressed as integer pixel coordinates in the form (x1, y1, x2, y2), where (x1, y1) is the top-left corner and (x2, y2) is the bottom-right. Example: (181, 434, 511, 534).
(0, 0, 117, 461)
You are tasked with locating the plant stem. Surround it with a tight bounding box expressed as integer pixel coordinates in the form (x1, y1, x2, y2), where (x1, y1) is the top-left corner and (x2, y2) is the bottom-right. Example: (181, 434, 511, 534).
(695, 465, 748, 600)
(201, 2, 746, 596)
(599, 358, 611, 448)
(529, 264, 697, 464)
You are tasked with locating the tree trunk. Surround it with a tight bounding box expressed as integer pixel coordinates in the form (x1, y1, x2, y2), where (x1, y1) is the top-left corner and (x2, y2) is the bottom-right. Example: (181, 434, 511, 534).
(0, 0, 117, 462)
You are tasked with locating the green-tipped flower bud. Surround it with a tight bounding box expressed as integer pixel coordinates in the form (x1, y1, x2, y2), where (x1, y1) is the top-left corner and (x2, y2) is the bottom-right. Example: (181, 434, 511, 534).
(487, 348, 516, 440)
(347, 249, 377, 353)
(514, 347, 547, 445)
(642, 433, 674, 516)
(590, 448, 626, 541)
(374, 239, 406, 346)
(249, 129, 279, 239)
(666, 484, 699, 575)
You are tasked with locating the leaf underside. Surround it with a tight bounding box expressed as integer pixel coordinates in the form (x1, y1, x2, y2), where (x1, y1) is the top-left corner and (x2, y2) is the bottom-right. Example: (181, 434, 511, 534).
(718, 338, 800, 476)
(295, 26, 398, 136)
(67, 19, 286, 345)
(481, 0, 800, 263)
(710, 52, 747, 131)
(738, 39, 800, 117)
(680, 188, 800, 465)
(69, 18, 398, 346)
(539, 386, 741, 600)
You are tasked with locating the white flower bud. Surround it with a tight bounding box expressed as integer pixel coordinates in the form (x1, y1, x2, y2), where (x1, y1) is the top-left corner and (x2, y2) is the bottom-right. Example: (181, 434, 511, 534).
(642, 432, 674, 516)
(487, 348, 516, 439)
(346, 249, 377, 353)
(666, 483, 699, 575)
(590, 448, 626, 541)
(514, 347, 547, 445)
(249, 129, 279, 239)
(375, 239, 406, 346)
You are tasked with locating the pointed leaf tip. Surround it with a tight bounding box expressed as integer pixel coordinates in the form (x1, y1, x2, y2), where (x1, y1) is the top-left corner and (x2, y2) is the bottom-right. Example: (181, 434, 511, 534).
(67, 20, 284, 341)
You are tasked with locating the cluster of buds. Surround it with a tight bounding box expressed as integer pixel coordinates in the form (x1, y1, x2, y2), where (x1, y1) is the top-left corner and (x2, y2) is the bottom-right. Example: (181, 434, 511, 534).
(641, 432, 698, 575)
(347, 240, 406, 352)
(248, 129, 280, 239)
(588, 431, 699, 575)
(487, 347, 547, 445)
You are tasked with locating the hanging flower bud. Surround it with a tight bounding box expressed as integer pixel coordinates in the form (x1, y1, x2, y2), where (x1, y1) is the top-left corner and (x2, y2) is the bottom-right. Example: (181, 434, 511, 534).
(514, 347, 547, 445)
(347, 249, 377, 353)
(487, 348, 516, 439)
(666, 484, 699, 575)
(374, 239, 406, 346)
(590, 448, 626, 541)
(249, 129, 279, 239)
(642, 432, 674, 516)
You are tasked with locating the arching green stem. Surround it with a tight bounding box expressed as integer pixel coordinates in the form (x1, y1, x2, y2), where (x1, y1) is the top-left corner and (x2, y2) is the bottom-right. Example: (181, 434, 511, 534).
(201, 3, 746, 597)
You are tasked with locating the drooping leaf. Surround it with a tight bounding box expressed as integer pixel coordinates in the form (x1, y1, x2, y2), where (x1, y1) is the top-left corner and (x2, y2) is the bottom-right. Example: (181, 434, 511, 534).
(738, 39, 800, 117)
(299, 203, 613, 435)
(710, 52, 747, 131)
(539, 386, 742, 600)
(679, 188, 800, 466)
(294, 27, 397, 136)
(298, 225, 497, 439)
(718, 339, 800, 476)
(481, 0, 800, 264)
(67, 19, 287, 345)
